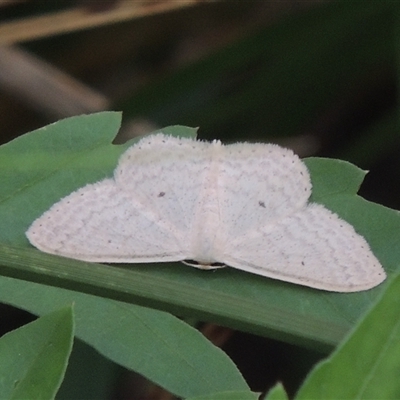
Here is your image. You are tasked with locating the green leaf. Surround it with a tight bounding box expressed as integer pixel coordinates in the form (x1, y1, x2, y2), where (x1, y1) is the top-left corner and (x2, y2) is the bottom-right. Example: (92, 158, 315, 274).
(157, 124, 198, 139)
(1, 112, 399, 356)
(0, 276, 248, 398)
(0, 112, 197, 247)
(0, 113, 247, 398)
(263, 383, 289, 400)
(296, 270, 400, 399)
(187, 390, 259, 400)
(1, 112, 123, 246)
(0, 306, 74, 400)
(305, 157, 367, 201)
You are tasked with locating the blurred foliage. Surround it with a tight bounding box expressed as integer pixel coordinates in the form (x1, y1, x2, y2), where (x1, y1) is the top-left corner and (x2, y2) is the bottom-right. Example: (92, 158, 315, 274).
(118, 2, 398, 156)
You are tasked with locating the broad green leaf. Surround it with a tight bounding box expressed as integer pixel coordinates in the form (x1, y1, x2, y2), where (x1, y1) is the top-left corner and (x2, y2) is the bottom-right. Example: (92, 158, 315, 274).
(305, 157, 366, 201)
(0, 111, 196, 246)
(297, 271, 400, 399)
(263, 383, 289, 400)
(187, 390, 259, 400)
(0, 113, 247, 398)
(1, 112, 399, 355)
(1, 112, 122, 245)
(0, 306, 74, 400)
(0, 275, 248, 398)
(159, 124, 198, 139)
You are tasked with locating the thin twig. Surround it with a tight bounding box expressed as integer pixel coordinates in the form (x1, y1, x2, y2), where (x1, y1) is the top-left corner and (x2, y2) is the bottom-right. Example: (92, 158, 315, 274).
(0, 0, 207, 45)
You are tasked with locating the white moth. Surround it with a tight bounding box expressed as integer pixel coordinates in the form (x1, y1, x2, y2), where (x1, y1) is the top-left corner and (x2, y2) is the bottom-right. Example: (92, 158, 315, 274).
(26, 134, 386, 292)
